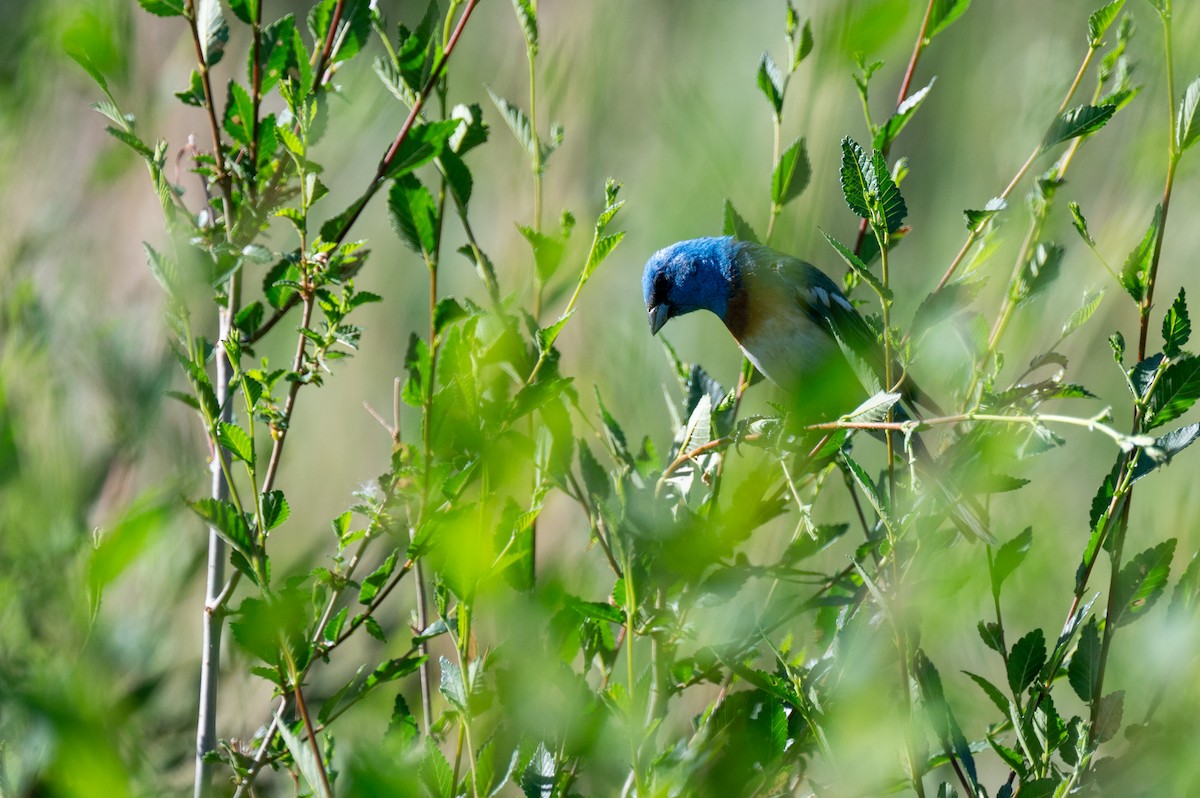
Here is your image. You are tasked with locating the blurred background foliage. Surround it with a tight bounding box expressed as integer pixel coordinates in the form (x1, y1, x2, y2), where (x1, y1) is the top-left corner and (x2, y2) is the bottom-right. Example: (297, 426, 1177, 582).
(1, 0, 1199, 795)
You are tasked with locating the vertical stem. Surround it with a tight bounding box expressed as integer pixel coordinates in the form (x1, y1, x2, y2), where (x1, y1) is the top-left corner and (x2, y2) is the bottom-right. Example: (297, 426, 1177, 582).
(194, 308, 232, 798)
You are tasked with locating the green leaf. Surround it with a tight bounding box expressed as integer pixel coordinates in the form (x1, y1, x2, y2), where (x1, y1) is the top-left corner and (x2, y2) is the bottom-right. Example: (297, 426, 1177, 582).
(1062, 289, 1105, 339)
(217, 422, 255, 466)
(227, 0, 256, 24)
(1042, 103, 1117, 150)
(1169, 550, 1200, 620)
(308, 0, 371, 63)
(1014, 242, 1063, 307)
(1007, 628, 1046, 695)
(839, 138, 906, 233)
(963, 197, 1007, 231)
(991, 527, 1032, 600)
(1112, 539, 1176, 627)
(1088, 0, 1124, 46)
(771, 137, 811, 207)
(583, 231, 625, 283)
(258, 16, 298, 96)
(874, 79, 934, 151)
(536, 314, 571, 354)
(839, 137, 871, 220)
(1094, 691, 1124, 743)
(275, 710, 325, 795)
(757, 51, 784, 116)
(1120, 205, 1161, 304)
(1177, 76, 1200, 152)
(433, 297, 468, 336)
(927, 0, 971, 39)
(388, 174, 439, 258)
(978, 621, 1005, 654)
(261, 490, 289, 531)
(521, 742, 556, 798)
(791, 17, 814, 70)
(190, 497, 254, 557)
(1067, 616, 1101, 702)
(512, 0, 538, 52)
(1146, 355, 1200, 430)
(359, 549, 400, 604)
(722, 199, 760, 243)
(401, 334, 431, 408)
(439, 655, 468, 713)
(384, 119, 461, 181)
(1069, 201, 1096, 247)
(964, 671, 1010, 718)
(518, 225, 566, 283)
(222, 80, 255, 146)
(821, 230, 892, 301)
(1162, 287, 1191, 358)
(137, 0, 185, 15)
(488, 88, 537, 161)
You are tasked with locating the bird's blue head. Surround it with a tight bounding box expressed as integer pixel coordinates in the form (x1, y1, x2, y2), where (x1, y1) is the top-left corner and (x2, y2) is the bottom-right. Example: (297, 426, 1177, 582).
(642, 236, 742, 334)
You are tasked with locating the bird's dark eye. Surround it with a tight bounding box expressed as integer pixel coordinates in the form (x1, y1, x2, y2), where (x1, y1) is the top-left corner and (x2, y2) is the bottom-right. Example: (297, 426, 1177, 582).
(653, 272, 670, 305)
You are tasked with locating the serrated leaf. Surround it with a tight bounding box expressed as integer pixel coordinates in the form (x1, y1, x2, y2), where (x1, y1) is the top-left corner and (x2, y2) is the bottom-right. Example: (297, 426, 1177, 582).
(821, 230, 892, 301)
(227, 0, 255, 24)
(190, 497, 254, 557)
(439, 655, 468, 712)
(1067, 616, 1101, 701)
(1094, 690, 1124, 742)
(1007, 628, 1046, 694)
(839, 137, 871, 220)
(1113, 539, 1175, 627)
(1162, 287, 1191, 358)
(512, 0, 538, 52)
(1088, 0, 1124, 46)
(1015, 242, 1063, 307)
(978, 621, 1005, 654)
(991, 527, 1033, 600)
(533, 313, 570, 354)
(388, 174, 439, 258)
(1120, 205, 1161, 304)
(488, 89, 537, 161)
(874, 79, 934, 151)
(1062, 289, 1105, 339)
(1169, 550, 1200, 619)
(137, 0, 185, 15)
(1069, 201, 1095, 247)
(359, 549, 400, 604)
(384, 120, 460, 183)
(1147, 355, 1200, 430)
(1177, 76, 1200, 152)
(275, 710, 324, 795)
(963, 197, 1007, 231)
(722, 199, 760, 243)
(1043, 103, 1116, 150)
(927, 0, 971, 39)
(771, 136, 811, 207)
(261, 490, 289, 531)
(217, 422, 255, 466)
(520, 743, 555, 798)
(583, 231, 624, 282)
(964, 670, 1010, 718)
(757, 51, 784, 116)
(434, 297, 468, 336)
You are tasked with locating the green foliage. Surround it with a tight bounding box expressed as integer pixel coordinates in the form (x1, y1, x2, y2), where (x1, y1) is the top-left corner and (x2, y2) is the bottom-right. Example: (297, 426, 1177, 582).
(9, 1, 1197, 796)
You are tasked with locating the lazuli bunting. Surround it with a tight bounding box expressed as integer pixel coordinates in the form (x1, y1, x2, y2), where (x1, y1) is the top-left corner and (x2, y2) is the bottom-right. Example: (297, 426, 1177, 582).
(643, 236, 935, 418)
(643, 235, 993, 542)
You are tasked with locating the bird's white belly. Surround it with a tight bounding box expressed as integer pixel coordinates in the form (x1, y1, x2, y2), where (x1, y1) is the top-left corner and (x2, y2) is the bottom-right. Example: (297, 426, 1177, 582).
(737, 312, 838, 394)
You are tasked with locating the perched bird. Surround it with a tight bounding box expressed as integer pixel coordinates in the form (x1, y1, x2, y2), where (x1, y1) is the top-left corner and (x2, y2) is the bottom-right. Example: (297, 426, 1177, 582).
(642, 236, 934, 418)
(643, 235, 992, 542)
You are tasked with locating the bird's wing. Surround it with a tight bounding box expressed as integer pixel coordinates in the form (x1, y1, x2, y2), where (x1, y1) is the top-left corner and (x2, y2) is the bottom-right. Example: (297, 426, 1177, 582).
(767, 255, 891, 393)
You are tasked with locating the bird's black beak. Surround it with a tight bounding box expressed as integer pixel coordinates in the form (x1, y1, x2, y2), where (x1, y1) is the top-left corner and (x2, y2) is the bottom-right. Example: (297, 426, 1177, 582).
(648, 304, 669, 335)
